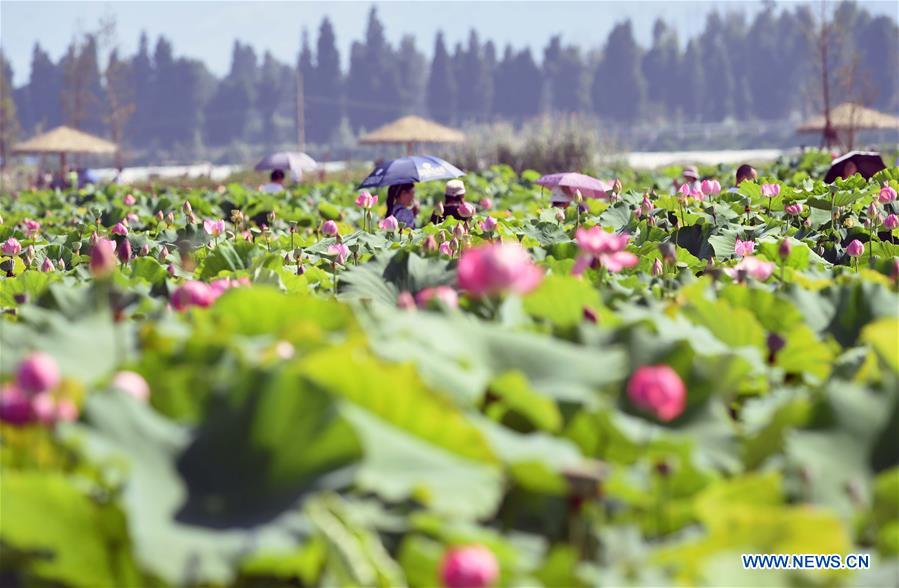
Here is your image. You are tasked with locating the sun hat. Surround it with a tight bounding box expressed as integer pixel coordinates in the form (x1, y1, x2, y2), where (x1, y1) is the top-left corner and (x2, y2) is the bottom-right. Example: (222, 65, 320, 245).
(445, 179, 466, 197)
(682, 165, 699, 180)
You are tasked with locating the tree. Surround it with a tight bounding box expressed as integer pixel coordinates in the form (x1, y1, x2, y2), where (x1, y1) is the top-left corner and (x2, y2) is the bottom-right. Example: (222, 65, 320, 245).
(345, 8, 402, 131)
(698, 12, 735, 121)
(61, 34, 106, 133)
(24, 43, 64, 132)
(259, 51, 286, 149)
(0, 50, 21, 167)
(592, 21, 645, 122)
(642, 20, 680, 118)
(427, 32, 457, 124)
(493, 47, 541, 123)
(104, 49, 134, 167)
(455, 30, 493, 122)
(678, 39, 704, 121)
(395, 35, 427, 116)
(311, 17, 343, 143)
(543, 36, 590, 115)
(127, 33, 154, 140)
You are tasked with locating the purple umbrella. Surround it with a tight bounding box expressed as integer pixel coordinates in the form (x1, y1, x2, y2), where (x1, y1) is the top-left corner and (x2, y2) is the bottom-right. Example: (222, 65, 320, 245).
(535, 172, 614, 200)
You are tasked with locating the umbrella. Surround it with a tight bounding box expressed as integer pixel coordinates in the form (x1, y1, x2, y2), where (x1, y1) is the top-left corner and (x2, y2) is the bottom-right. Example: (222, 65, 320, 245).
(13, 126, 117, 175)
(359, 116, 465, 155)
(535, 172, 614, 200)
(824, 151, 886, 183)
(357, 155, 464, 189)
(254, 151, 317, 177)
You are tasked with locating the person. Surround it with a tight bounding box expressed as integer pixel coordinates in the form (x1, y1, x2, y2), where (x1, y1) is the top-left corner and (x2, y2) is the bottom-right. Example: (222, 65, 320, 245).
(735, 164, 758, 186)
(840, 160, 858, 179)
(431, 179, 469, 223)
(550, 187, 573, 208)
(260, 169, 286, 193)
(385, 182, 416, 228)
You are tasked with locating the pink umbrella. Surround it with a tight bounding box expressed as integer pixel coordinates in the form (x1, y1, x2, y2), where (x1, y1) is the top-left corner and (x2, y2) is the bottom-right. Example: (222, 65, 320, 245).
(535, 172, 614, 200)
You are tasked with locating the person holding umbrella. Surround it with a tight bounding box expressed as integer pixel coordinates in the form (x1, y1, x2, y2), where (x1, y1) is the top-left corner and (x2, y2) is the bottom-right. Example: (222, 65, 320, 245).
(260, 169, 286, 193)
(385, 183, 417, 228)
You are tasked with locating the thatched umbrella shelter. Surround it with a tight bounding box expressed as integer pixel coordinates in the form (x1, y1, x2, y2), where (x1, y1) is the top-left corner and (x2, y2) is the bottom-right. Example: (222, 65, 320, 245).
(12, 126, 118, 175)
(797, 103, 899, 150)
(359, 115, 465, 155)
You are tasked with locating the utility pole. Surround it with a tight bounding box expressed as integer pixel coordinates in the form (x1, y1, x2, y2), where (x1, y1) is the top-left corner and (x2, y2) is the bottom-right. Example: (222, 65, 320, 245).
(295, 69, 305, 151)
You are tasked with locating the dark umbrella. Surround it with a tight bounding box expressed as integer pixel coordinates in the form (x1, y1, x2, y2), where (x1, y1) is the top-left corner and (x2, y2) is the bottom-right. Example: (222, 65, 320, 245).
(357, 155, 464, 189)
(824, 151, 886, 183)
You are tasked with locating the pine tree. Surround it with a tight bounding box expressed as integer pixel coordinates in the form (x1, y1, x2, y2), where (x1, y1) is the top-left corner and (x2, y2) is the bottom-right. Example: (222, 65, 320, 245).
(259, 51, 285, 148)
(426, 32, 457, 124)
(494, 47, 541, 123)
(395, 35, 427, 116)
(698, 12, 735, 121)
(543, 36, 590, 115)
(128, 33, 154, 139)
(25, 43, 63, 132)
(678, 39, 704, 121)
(312, 17, 343, 143)
(0, 50, 21, 167)
(642, 20, 680, 118)
(592, 21, 645, 122)
(455, 31, 493, 122)
(346, 8, 402, 131)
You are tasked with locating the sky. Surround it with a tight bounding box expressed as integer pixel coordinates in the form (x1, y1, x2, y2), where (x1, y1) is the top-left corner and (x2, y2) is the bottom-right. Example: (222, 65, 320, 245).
(2, 0, 897, 86)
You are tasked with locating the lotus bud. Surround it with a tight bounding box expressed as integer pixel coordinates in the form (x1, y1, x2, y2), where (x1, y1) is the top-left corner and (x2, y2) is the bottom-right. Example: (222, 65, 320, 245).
(166, 212, 175, 224)
(555, 209, 565, 222)
(846, 239, 864, 257)
(116, 239, 132, 264)
(423, 234, 438, 253)
(453, 223, 467, 239)
(90, 239, 117, 278)
(139, 244, 150, 257)
(24, 244, 35, 263)
(182, 201, 192, 214)
(155, 210, 164, 221)
(884, 214, 899, 230)
(867, 202, 879, 217)
(778, 238, 792, 259)
(41, 257, 54, 272)
(56, 259, 65, 271)
(166, 264, 175, 276)
(396, 291, 416, 310)
(652, 258, 664, 276)
(16, 352, 60, 395)
(658, 242, 676, 264)
(158, 246, 169, 261)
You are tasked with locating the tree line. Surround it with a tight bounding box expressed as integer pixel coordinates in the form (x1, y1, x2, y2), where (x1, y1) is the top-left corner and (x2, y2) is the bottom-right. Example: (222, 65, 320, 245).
(1, 1, 896, 160)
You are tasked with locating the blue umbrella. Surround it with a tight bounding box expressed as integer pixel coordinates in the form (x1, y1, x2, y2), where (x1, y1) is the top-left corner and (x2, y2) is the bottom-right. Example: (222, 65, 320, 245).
(357, 155, 464, 189)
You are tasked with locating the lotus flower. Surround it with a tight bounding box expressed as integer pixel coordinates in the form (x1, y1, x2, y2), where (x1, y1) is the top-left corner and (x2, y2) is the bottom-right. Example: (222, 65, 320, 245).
(111, 222, 128, 236)
(111, 371, 150, 403)
(458, 201, 476, 218)
(440, 545, 499, 588)
(116, 239, 132, 263)
(700, 179, 721, 196)
(355, 191, 377, 209)
(0, 385, 34, 426)
(761, 183, 781, 198)
(321, 220, 339, 236)
(734, 238, 756, 257)
(641, 195, 654, 213)
(725, 256, 775, 282)
(439, 241, 453, 256)
(182, 201, 192, 214)
(879, 185, 897, 203)
(90, 239, 117, 277)
(40, 257, 54, 272)
(379, 216, 399, 232)
(123, 194, 136, 206)
(203, 219, 225, 237)
(2, 238, 22, 256)
(22, 219, 41, 238)
(423, 234, 438, 252)
(846, 239, 864, 257)
(652, 258, 664, 276)
(778, 238, 793, 259)
(416, 286, 459, 309)
(884, 214, 899, 230)
(16, 352, 60, 396)
(32, 392, 79, 424)
(627, 365, 686, 422)
(396, 291, 416, 310)
(171, 281, 217, 311)
(328, 242, 350, 265)
(784, 203, 803, 216)
(572, 227, 638, 275)
(457, 242, 543, 297)
(479, 198, 493, 210)
(678, 183, 701, 201)
(479, 216, 498, 232)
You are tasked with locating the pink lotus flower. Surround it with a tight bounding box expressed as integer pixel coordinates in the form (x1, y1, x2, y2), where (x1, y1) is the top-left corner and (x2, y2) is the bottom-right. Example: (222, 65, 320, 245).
(884, 214, 899, 230)
(479, 216, 498, 232)
(641, 195, 654, 214)
(56, 259, 65, 271)
(209, 277, 250, 294)
(355, 191, 378, 209)
(458, 201, 476, 218)
(123, 194, 136, 206)
(761, 183, 781, 198)
(416, 286, 459, 309)
(440, 545, 499, 588)
(2, 237, 22, 256)
(0, 384, 34, 426)
(423, 234, 438, 252)
(116, 239, 132, 263)
(111, 371, 150, 403)
(453, 223, 468, 239)
(203, 219, 225, 237)
(438, 241, 453, 256)
(167, 212, 175, 224)
(572, 227, 638, 275)
(321, 220, 339, 236)
(734, 238, 756, 257)
(678, 183, 702, 201)
(182, 201, 193, 214)
(652, 258, 664, 276)
(479, 198, 493, 210)
(171, 281, 217, 311)
(784, 203, 803, 216)
(40, 257, 54, 272)
(778, 238, 793, 259)
(627, 365, 686, 422)
(139, 243, 151, 257)
(379, 216, 399, 232)
(879, 185, 897, 203)
(328, 242, 350, 265)
(725, 256, 775, 282)
(32, 392, 79, 424)
(126, 213, 139, 224)
(457, 242, 543, 297)
(111, 222, 128, 236)
(846, 239, 864, 257)
(90, 239, 117, 277)
(700, 179, 721, 196)
(396, 291, 416, 310)
(22, 219, 41, 238)
(16, 352, 60, 396)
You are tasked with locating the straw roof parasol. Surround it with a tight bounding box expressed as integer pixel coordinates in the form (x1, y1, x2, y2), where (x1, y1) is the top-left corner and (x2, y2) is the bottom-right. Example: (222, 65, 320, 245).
(13, 126, 118, 175)
(359, 115, 465, 154)
(797, 103, 899, 133)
